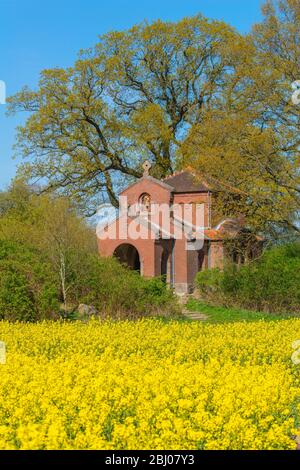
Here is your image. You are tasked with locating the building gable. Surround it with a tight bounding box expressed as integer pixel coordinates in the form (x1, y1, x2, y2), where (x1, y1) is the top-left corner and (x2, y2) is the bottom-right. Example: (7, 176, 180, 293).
(120, 176, 173, 206)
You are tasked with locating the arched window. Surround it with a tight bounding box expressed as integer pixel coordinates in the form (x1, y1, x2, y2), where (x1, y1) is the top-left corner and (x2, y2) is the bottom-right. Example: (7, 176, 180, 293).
(139, 193, 151, 211)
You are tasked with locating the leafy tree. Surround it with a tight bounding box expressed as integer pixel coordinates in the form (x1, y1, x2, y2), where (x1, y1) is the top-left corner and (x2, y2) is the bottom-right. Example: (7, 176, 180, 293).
(182, 0, 300, 238)
(0, 181, 97, 310)
(181, 110, 299, 237)
(7, 16, 242, 214)
(7, 3, 298, 237)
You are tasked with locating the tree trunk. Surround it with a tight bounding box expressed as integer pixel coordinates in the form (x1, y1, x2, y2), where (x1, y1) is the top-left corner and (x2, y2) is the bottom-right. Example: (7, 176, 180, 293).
(59, 251, 67, 312)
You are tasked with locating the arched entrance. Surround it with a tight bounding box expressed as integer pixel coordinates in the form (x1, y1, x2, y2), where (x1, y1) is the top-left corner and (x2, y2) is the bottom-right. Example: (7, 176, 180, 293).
(113, 244, 141, 273)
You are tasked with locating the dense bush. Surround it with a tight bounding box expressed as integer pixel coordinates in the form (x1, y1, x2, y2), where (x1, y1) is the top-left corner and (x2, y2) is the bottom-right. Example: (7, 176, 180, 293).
(0, 240, 179, 321)
(0, 185, 179, 321)
(0, 241, 59, 321)
(195, 268, 223, 295)
(73, 255, 179, 319)
(196, 243, 300, 314)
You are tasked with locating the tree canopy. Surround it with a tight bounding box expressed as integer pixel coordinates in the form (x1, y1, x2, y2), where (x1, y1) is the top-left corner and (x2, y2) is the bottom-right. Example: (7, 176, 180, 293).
(7, 0, 300, 238)
(181, 0, 300, 237)
(7, 15, 242, 213)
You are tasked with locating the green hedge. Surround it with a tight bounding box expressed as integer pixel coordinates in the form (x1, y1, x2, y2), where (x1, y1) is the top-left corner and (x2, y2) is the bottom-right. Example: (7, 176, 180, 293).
(196, 243, 300, 314)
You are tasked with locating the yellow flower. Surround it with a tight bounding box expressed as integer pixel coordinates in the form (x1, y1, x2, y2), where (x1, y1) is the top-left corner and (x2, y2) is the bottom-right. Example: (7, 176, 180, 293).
(0, 318, 299, 450)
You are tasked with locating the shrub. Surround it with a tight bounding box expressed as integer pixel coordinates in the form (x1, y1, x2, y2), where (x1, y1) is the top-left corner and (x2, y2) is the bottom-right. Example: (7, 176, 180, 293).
(196, 242, 300, 314)
(0, 241, 60, 321)
(0, 242, 179, 321)
(196, 268, 224, 296)
(0, 240, 178, 321)
(73, 255, 179, 319)
(0, 183, 179, 320)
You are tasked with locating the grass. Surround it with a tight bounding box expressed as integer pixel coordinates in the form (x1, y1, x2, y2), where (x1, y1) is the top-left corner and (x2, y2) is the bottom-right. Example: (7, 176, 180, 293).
(186, 298, 296, 324)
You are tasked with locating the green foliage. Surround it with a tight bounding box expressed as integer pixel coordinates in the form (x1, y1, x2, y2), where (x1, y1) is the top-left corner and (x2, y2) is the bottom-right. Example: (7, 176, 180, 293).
(7, 15, 241, 214)
(0, 184, 178, 321)
(0, 241, 60, 321)
(186, 299, 292, 323)
(196, 268, 223, 295)
(196, 243, 300, 314)
(0, 238, 178, 322)
(73, 255, 179, 319)
(4, 2, 300, 236)
(181, 0, 300, 239)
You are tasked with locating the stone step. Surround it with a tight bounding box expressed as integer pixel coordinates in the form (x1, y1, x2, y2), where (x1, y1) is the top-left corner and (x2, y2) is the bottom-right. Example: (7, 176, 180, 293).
(182, 310, 209, 321)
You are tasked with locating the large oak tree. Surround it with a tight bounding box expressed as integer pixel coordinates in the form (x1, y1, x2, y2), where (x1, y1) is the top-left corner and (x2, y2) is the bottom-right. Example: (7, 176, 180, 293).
(7, 15, 242, 213)
(8, 3, 299, 238)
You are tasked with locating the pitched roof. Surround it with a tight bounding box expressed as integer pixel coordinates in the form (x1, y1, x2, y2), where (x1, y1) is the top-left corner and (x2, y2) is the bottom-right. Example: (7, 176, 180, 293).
(204, 229, 225, 240)
(120, 175, 173, 195)
(162, 171, 211, 193)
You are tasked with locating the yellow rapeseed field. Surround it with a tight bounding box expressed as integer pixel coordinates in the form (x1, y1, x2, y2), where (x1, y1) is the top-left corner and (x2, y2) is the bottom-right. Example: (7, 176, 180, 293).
(0, 318, 300, 450)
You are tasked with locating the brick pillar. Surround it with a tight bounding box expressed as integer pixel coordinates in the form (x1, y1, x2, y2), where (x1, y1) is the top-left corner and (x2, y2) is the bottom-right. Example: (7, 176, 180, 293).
(173, 238, 189, 294)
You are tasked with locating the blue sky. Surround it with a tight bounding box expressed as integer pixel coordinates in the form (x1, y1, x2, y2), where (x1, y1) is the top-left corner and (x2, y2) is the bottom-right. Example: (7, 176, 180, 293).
(0, 0, 264, 189)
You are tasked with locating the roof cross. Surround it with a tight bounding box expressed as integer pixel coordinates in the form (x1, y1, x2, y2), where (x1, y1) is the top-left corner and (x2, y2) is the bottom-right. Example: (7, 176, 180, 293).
(142, 160, 151, 177)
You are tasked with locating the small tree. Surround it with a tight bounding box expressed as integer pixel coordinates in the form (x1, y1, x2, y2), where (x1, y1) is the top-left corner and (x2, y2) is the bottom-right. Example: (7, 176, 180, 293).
(0, 182, 97, 311)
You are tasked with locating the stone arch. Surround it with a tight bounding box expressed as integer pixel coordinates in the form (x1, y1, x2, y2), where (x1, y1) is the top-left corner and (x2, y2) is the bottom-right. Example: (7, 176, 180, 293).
(113, 243, 141, 273)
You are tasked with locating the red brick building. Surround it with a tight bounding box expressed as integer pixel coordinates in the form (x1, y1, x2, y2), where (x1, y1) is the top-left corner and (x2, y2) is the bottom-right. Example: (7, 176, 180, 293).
(97, 164, 262, 294)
